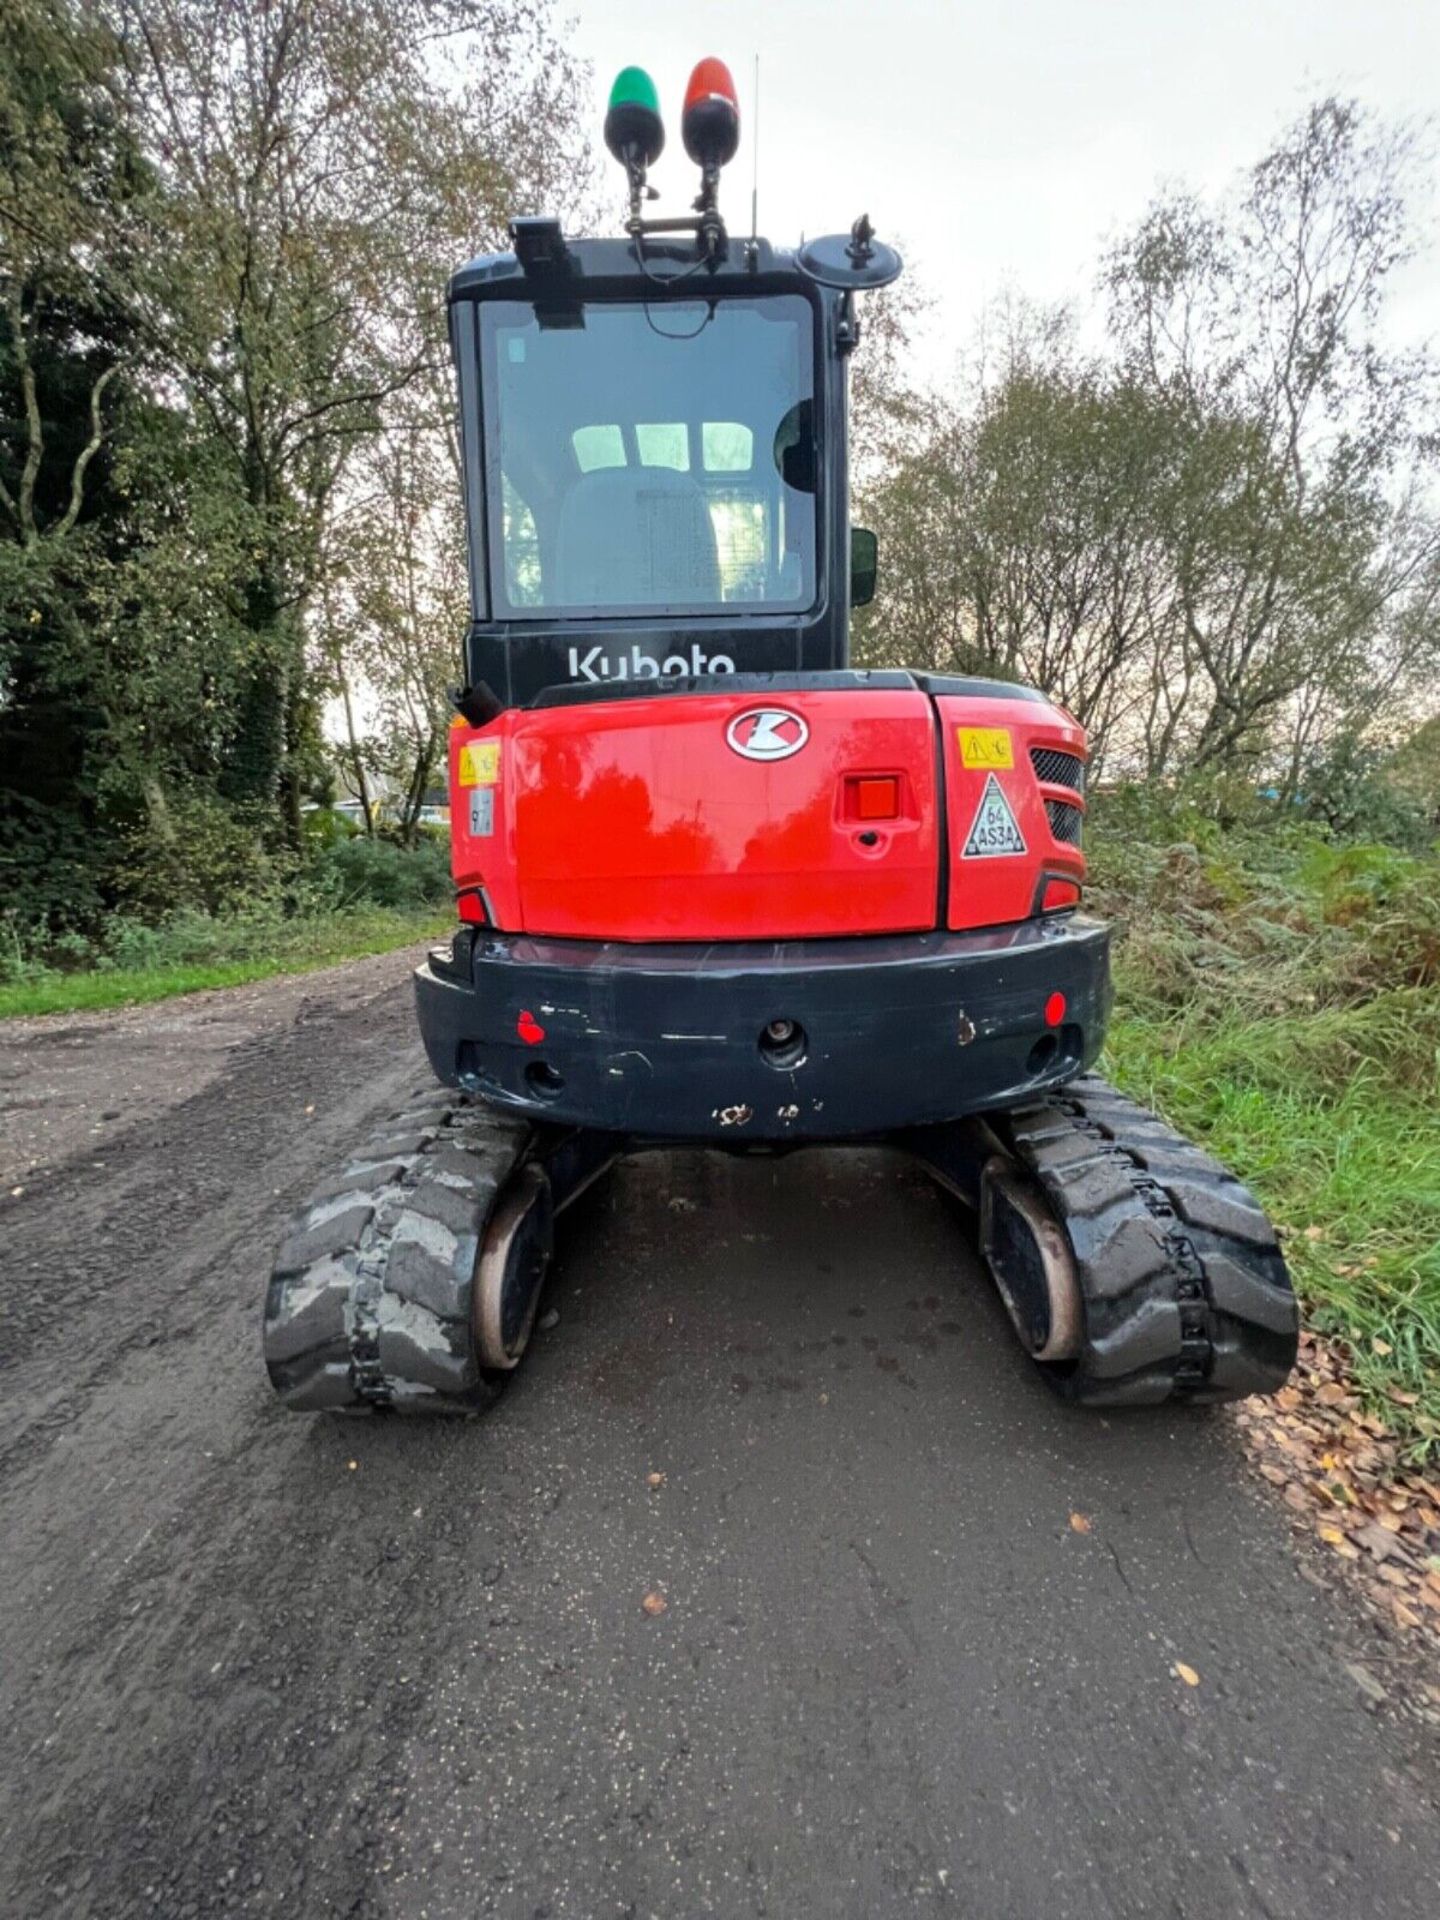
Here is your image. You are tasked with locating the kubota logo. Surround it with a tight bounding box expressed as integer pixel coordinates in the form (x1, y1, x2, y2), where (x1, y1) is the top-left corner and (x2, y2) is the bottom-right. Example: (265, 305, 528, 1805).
(725, 707, 809, 762)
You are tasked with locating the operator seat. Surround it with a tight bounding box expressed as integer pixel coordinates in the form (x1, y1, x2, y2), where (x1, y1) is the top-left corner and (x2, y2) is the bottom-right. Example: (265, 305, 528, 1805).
(553, 466, 721, 606)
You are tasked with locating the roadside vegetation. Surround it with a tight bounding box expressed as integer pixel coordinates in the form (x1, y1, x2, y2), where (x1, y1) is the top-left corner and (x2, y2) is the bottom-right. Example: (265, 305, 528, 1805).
(1091, 782, 1440, 1453)
(0, 822, 449, 1018)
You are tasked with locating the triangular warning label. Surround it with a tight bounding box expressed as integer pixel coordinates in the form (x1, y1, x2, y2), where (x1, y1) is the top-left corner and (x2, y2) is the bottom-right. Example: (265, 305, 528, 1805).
(962, 774, 1027, 858)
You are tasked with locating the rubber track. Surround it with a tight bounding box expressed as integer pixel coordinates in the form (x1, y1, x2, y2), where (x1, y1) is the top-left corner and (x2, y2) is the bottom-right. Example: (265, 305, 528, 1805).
(264, 1088, 532, 1413)
(1000, 1074, 1299, 1407)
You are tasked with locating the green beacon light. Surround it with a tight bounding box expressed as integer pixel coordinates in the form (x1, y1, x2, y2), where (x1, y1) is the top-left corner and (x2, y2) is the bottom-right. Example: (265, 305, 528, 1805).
(605, 66, 664, 171)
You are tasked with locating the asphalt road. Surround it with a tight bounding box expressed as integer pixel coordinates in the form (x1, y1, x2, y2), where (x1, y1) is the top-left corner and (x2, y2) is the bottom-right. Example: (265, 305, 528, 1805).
(2, 953, 1438, 1920)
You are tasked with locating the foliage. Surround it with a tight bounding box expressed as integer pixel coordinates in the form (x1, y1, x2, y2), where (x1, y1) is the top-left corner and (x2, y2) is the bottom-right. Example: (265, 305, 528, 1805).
(1096, 804, 1440, 1448)
(2, 0, 589, 931)
(0, 902, 445, 1017)
(313, 831, 450, 911)
(859, 99, 1440, 785)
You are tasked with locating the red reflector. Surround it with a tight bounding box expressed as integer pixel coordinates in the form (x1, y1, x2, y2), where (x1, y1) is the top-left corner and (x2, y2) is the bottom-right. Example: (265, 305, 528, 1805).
(1042, 879, 1080, 912)
(855, 775, 900, 820)
(516, 1009, 545, 1046)
(1045, 992, 1067, 1028)
(457, 890, 487, 925)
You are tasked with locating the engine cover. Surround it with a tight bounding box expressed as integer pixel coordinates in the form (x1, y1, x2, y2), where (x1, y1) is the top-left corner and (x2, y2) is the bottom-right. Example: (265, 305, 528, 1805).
(448, 671, 1086, 941)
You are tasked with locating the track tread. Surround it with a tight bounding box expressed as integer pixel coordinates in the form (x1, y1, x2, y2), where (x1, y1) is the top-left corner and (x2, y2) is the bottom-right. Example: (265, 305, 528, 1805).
(264, 1091, 531, 1414)
(1000, 1075, 1298, 1407)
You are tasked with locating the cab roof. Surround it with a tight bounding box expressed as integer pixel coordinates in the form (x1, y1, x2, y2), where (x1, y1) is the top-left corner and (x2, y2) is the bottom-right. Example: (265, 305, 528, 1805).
(448, 234, 807, 304)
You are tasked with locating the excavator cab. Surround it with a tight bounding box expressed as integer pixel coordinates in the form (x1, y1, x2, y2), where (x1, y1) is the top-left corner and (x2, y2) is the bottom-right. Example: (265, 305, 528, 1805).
(448, 235, 886, 709)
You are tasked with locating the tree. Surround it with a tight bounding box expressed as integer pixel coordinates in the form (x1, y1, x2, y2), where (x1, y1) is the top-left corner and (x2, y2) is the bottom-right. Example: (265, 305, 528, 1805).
(333, 399, 468, 840)
(101, 0, 589, 833)
(2, 0, 591, 932)
(1104, 98, 1440, 776)
(859, 98, 1440, 787)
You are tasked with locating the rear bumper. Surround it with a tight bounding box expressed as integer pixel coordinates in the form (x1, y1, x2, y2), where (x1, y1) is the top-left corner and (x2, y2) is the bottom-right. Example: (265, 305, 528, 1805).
(415, 916, 1111, 1143)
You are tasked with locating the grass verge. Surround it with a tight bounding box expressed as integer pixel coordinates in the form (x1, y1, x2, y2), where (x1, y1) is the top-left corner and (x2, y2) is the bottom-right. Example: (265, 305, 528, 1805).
(1091, 813, 1440, 1455)
(0, 908, 446, 1020)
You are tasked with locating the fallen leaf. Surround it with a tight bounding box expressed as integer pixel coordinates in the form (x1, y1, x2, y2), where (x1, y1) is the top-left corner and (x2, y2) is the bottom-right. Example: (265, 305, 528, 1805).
(1387, 1388, 1419, 1407)
(304, 1104, 315, 1116)
(1355, 1522, 1409, 1563)
(1303, 1226, 1325, 1242)
(1345, 1662, 1388, 1706)
(1275, 1386, 1302, 1412)
(347, 1460, 358, 1472)
(1377, 1511, 1404, 1534)
(1173, 1662, 1201, 1687)
(1069, 1513, 1092, 1534)
(1377, 1564, 1410, 1589)
(1316, 1382, 1349, 1408)
(641, 1590, 668, 1616)
(1317, 1524, 1347, 1547)
(1372, 1338, 1393, 1356)
(1283, 1481, 1312, 1513)
(646, 1472, 665, 1489)
(1392, 1599, 1422, 1631)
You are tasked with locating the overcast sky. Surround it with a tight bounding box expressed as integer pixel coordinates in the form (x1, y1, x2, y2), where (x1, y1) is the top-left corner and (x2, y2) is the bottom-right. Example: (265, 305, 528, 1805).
(562, 0, 1440, 377)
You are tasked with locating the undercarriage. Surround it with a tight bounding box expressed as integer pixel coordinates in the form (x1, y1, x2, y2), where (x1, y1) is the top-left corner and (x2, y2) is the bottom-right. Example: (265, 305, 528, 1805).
(264, 1077, 1298, 1415)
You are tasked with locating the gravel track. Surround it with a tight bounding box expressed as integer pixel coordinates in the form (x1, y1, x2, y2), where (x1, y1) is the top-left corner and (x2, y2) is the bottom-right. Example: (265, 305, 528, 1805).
(1, 951, 1437, 1918)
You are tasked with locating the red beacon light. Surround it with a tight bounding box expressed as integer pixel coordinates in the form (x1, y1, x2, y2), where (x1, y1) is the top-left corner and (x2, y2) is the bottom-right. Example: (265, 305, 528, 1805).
(681, 57, 740, 172)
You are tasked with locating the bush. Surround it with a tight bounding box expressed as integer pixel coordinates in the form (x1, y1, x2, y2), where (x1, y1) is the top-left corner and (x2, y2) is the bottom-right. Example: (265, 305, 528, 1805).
(1299, 735, 1433, 850)
(309, 833, 450, 911)
(115, 789, 291, 920)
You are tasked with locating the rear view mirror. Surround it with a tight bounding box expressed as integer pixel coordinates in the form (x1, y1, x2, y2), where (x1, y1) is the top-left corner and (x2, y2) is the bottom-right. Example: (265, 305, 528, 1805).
(850, 526, 878, 608)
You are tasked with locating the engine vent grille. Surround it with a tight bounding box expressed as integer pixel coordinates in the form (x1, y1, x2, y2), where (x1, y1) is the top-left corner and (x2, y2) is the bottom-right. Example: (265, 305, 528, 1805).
(1030, 747, 1085, 793)
(1045, 799, 1084, 846)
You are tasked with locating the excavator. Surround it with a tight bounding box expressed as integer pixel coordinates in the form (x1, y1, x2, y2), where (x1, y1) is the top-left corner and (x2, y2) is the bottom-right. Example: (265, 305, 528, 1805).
(264, 60, 1298, 1414)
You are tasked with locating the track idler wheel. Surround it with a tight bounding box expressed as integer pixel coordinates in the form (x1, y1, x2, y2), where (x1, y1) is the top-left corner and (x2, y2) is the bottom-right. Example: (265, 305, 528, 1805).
(979, 1158, 1082, 1363)
(475, 1164, 554, 1370)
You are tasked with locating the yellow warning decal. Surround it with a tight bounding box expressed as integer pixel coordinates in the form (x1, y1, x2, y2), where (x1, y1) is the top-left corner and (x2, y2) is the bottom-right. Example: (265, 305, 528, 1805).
(957, 726, 1013, 770)
(458, 740, 500, 787)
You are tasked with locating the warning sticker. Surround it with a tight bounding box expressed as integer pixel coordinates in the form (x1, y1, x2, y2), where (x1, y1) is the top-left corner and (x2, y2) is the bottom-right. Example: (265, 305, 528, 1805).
(962, 774, 1027, 858)
(459, 740, 500, 788)
(468, 787, 495, 838)
(957, 726, 1013, 770)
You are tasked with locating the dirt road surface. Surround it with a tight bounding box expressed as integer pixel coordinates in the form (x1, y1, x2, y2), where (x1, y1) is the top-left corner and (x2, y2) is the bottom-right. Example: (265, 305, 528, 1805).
(2, 951, 1437, 1919)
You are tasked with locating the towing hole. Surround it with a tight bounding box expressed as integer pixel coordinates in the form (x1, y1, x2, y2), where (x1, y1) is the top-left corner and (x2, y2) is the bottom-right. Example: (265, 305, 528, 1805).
(1025, 1025, 1082, 1080)
(1025, 1033, 1058, 1076)
(525, 1060, 565, 1099)
(758, 1018, 808, 1070)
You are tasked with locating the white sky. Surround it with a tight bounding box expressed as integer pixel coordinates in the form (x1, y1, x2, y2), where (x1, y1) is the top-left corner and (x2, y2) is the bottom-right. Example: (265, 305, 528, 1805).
(563, 0, 1440, 378)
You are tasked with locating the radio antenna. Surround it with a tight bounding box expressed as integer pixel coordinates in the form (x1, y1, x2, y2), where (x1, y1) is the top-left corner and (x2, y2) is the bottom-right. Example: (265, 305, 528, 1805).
(749, 54, 760, 247)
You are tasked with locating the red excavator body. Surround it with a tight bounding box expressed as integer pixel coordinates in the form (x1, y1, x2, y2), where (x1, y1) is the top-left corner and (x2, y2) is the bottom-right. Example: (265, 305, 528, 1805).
(420, 673, 1105, 1141)
(447, 682, 1086, 941)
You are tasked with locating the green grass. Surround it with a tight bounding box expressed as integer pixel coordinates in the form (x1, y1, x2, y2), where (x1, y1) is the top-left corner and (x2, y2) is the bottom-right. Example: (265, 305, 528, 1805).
(1092, 816, 1440, 1453)
(0, 908, 446, 1020)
